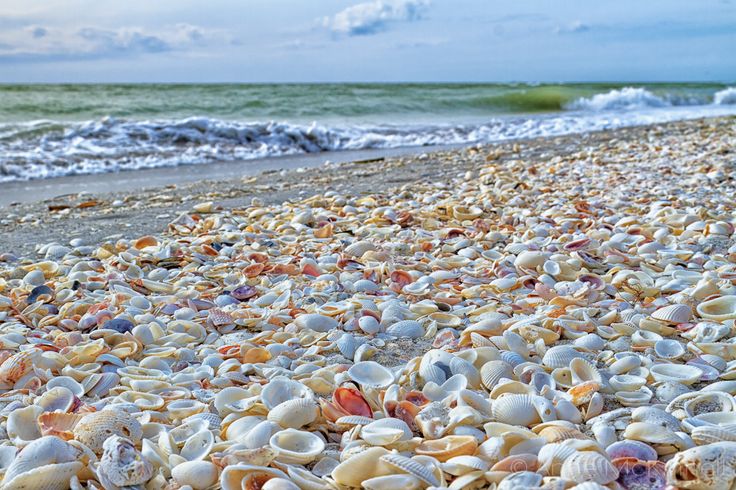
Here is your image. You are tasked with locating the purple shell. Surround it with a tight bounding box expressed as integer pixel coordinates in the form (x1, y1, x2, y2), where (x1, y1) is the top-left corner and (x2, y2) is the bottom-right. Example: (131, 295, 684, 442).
(617, 460, 667, 490)
(607, 440, 658, 462)
(102, 318, 135, 334)
(231, 285, 258, 301)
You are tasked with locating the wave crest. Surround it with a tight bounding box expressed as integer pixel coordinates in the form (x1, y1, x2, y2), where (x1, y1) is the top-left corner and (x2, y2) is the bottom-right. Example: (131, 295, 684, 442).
(714, 87, 736, 105)
(567, 87, 670, 111)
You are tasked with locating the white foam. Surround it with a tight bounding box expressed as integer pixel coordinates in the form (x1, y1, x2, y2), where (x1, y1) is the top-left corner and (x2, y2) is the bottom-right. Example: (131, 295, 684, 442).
(714, 87, 736, 105)
(2, 104, 736, 183)
(567, 87, 670, 111)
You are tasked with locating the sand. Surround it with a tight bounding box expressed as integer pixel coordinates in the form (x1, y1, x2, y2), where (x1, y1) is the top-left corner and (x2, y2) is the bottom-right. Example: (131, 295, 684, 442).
(1, 116, 734, 260)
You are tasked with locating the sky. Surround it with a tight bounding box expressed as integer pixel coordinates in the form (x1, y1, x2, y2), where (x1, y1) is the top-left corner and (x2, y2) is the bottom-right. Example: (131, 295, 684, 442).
(0, 0, 733, 83)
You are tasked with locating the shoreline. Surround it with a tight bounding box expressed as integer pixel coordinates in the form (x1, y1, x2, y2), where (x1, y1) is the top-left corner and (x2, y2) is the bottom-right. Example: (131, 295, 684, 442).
(1, 116, 734, 259)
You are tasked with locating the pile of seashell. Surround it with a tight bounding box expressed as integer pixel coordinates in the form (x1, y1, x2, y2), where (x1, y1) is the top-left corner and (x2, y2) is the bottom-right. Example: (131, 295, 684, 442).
(1, 124, 736, 489)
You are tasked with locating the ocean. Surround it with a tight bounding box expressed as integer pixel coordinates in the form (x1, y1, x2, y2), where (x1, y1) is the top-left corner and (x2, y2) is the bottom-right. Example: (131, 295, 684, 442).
(0, 83, 735, 182)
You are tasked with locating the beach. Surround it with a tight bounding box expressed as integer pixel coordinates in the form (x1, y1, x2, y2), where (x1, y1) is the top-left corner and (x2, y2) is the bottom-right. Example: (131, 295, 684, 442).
(1, 115, 736, 488)
(2, 116, 733, 258)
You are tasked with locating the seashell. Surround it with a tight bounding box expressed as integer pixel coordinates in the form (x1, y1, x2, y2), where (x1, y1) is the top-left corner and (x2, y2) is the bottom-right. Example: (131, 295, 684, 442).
(650, 363, 703, 385)
(379, 453, 440, 486)
(542, 345, 585, 369)
(623, 422, 684, 446)
(46, 376, 85, 397)
(608, 374, 646, 392)
(358, 316, 382, 334)
(652, 303, 692, 324)
(260, 377, 314, 410)
(38, 412, 85, 440)
(348, 361, 395, 388)
(294, 313, 338, 332)
(691, 425, 736, 445)
(172, 461, 220, 490)
(631, 406, 681, 431)
(73, 410, 143, 455)
(538, 425, 589, 444)
(345, 240, 377, 257)
(492, 394, 556, 426)
(683, 392, 735, 417)
(498, 471, 542, 490)
(560, 451, 619, 484)
(0, 351, 34, 383)
(360, 418, 413, 446)
(665, 441, 736, 490)
(267, 398, 319, 429)
(654, 339, 686, 359)
(656, 381, 692, 404)
(221, 464, 290, 490)
(269, 428, 325, 464)
(386, 320, 424, 339)
(7, 405, 43, 446)
(480, 360, 514, 390)
(615, 387, 653, 407)
(573, 334, 606, 351)
(4, 436, 80, 486)
(697, 296, 736, 321)
(331, 447, 394, 487)
(415, 435, 478, 462)
(180, 430, 214, 461)
(616, 458, 667, 490)
(606, 440, 658, 461)
(97, 436, 154, 488)
(569, 358, 603, 385)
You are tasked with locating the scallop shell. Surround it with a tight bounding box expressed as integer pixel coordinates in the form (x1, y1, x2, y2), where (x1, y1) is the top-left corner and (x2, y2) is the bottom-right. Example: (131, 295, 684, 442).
(267, 398, 319, 429)
(652, 304, 692, 324)
(560, 451, 618, 484)
(348, 361, 395, 389)
(269, 428, 325, 464)
(172, 461, 220, 490)
(480, 360, 514, 390)
(97, 435, 154, 488)
(542, 345, 585, 368)
(386, 320, 424, 339)
(73, 410, 143, 455)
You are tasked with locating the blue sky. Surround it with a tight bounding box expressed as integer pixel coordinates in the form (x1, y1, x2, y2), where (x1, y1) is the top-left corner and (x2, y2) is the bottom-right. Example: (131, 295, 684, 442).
(0, 0, 733, 82)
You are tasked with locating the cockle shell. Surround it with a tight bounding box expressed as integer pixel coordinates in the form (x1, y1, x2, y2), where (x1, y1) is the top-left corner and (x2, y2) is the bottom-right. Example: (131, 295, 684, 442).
(570, 358, 603, 385)
(260, 377, 314, 410)
(480, 360, 514, 390)
(606, 440, 658, 461)
(379, 453, 441, 486)
(73, 410, 143, 454)
(7, 405, 43, 446)
(386, 320, 424, 339)
(654, 339, 686, 359)
(492, 394, 555, 426)
(269, 428, 325, 464)
(362, 474, 422, 490)
(560, 451, 619, 484)
(4, 436, 80, 486)
(542, 345, 585, 368)
(691, 426, 736, 445)
(652, 304, 692, 324)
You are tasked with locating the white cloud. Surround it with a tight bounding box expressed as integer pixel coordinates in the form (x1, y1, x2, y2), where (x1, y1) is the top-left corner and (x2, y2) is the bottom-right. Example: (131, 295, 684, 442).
(322, 0, 430, 36)
(0, 23, 230, 62)
(555, 20, 591, 34)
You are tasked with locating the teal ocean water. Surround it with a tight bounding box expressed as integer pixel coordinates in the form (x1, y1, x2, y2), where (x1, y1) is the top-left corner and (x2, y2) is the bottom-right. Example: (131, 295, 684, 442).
(0, 83, 734, 181)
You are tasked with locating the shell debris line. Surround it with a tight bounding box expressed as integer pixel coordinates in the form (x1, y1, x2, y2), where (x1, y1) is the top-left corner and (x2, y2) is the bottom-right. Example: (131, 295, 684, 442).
(0, 120, 735, 490)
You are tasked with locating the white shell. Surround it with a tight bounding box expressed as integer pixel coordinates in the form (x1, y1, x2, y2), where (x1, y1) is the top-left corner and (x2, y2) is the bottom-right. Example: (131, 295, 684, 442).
(480, 360, 514, 390)
(269, 428, 325, 464)
(542, 345, 585, 368)
(652, 304, 692, 324)
(348, 361, 395, 388)
(492, 394, 555, 426)
(180, 430, 214, 461)
(172, 461, 219, 490)
(260, 377, 314, 410)
(294, 314, 338, 332)
(697, 296, 736, 321)
(386, 320, 424, 338)
(267, 398, 319, 428)
(650, 363, 703, 385)
(560, 451, 618, 484)
(654, 339, 686, 359)
(360, 418, 413, 446)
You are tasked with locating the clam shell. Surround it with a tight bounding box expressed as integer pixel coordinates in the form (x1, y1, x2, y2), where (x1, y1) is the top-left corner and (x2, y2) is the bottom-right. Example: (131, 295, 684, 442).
(654, 339, 686, 359)
(260, 377, 314, 410)
(650, 363, 702, 385)
(379, 453, 440, 486)
(362, 474, 422, 490)
(267, 398, 319, 429)
(415, 435, 478, 462)
(331, 447, 393, 487)
(360, 418, 413, 446)
(180, 430, 214, 461)
(569, 358, 602, 385)
(221, 464, 290, 490)
(560, 451, 618, 484)
(269, 428, 325, 464)
(294, 313, 338, 332)
(492, 394, 555, 426)
(606, 440, 658, 461)
(697, 295, 736, 321)
(172, 461, 219, 490)
(348, 361, 395, 389)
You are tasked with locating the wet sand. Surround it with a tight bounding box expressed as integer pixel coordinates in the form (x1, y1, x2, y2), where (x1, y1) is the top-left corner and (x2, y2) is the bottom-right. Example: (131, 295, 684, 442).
(1, 116, 733, 259)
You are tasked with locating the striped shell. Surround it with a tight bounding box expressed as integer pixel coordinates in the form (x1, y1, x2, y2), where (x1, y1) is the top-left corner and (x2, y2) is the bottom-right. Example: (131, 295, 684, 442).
(379, 453, 440, 486)
(345, 240, 377, 257)
(491, 394, 554, 426)
(386, 320, 424, 339)
(542, 345, 585, 368)
(560, 451, 619, 484)
(573, 334, 606, 351)
(652, 304, 692, 324)
(691, 425, 736, 445)
(0, 351, 34, 383)
(260, 377, 314, 410)
(480, 360, 514, 390)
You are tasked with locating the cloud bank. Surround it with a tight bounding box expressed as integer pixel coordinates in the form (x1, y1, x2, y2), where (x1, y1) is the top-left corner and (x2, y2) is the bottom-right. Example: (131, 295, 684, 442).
(322, 0, 430, 36)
